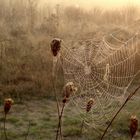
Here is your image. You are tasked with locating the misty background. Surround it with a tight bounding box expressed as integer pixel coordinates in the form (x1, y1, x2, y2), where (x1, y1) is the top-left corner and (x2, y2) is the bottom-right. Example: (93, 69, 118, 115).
(0, 0, 140, 140)
(40, 0, 140, 9)
(0, 0, 140, 99)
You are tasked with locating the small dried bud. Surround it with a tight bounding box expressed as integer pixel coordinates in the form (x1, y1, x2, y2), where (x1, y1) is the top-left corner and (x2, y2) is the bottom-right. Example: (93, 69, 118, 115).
(63, 82, 77, 99)
(50, 38, 61, 56)
(4, 98, 14, 114)
(62, 97, 67, 104)
(130, 115, 138, 139)
(86, 98, 94, 112)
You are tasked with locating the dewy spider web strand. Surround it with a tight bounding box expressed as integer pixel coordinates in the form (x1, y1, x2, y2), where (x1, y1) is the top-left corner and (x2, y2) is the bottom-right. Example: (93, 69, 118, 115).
(58, 30, 138, 128)
(62, 37, 135, 98)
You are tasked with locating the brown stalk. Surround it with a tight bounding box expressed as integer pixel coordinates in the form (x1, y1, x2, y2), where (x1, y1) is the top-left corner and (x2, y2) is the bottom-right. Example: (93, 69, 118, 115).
(52, 69, 61, 140)
(51, 56, 61, 140)
(52, 73, 60, 117)
(56, 102, 65, 140)
(101, 85, 140, 140)
(51, 38, 63, 140)
(52, 61, 63, 140)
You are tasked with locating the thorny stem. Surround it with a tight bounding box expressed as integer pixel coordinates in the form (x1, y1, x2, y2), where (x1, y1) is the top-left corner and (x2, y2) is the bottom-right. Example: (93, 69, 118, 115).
(56, 103, 65, 140)
(4, 113, 8, 140)
(101, 85, 140, 140)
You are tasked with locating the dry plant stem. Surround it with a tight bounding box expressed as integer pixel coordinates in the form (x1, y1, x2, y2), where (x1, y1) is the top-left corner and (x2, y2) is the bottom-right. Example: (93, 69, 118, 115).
(52, 77, 62, 140)
(52, 76, 60, 116)
(4, 113, 8, 140)
(52, 57, 60, 116)
(56, 103, 65, 140)
(101, 85, 140, 140)
(52, 59, 61, 139)
(59, 104, 65, 140)
(80, 112, 87, 136)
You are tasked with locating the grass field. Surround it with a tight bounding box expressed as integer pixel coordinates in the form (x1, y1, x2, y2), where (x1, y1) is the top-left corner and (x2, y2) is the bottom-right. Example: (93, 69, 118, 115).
(0, 93, 139, 140)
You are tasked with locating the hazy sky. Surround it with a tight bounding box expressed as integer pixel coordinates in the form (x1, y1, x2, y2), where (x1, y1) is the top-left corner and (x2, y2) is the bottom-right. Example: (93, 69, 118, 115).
(40, 0, 140, 9)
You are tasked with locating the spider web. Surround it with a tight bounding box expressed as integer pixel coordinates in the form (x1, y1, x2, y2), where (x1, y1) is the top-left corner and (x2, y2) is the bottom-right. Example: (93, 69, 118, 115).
(59, 32, 138, 128)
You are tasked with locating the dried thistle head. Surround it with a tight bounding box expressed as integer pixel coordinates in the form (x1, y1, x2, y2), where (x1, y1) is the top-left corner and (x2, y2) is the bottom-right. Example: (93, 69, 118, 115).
(63, 82, 77, 98)
(4, 98, 14, 115)
(130, 115, 138, 139)
(86, 98, 94, 113)
(50, 38, 61, 56)
(62, 82, 77, 104)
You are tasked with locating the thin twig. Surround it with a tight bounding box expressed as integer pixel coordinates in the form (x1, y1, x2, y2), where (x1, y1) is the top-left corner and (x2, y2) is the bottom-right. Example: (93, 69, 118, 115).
(52, 57, 62, 140)
(101, 85, 140, 140)
(52, 57, 60, 117)
(59, 103, 65, 140)
(79, 112, 87, 136)
(52, 75, 60, 117)
(56, 103, 65, 140)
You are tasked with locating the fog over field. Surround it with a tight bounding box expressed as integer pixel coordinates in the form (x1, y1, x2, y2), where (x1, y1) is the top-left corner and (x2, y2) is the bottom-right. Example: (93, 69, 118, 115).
(40, 0, 140, 9)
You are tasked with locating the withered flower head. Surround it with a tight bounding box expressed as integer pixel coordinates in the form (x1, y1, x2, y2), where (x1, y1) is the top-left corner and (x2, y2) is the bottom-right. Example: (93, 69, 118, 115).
(62, 82, 77, 104)
(4, 98, 14, 114)
(63, 82, 78, 98)
(86, 98, 94, 113)
(130, 115, 138, 139)
(50, 38, 61, 56)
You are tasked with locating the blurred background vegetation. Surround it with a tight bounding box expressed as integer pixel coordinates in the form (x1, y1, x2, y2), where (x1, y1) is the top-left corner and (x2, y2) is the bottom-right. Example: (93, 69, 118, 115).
(0, 0, 140, 139)
(0, 0, 140, 100)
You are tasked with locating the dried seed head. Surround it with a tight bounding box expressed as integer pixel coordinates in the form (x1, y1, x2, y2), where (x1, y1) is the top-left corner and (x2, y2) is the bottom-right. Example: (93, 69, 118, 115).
(4, 98, 14, 115)
(130, 115, 138, 139)
(50, 38, 61, 56)
(63, 82, 77, 99)
(86, 98, 94, 113)
(62, 82, 77, 104)
(62, 97, 67, 104)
